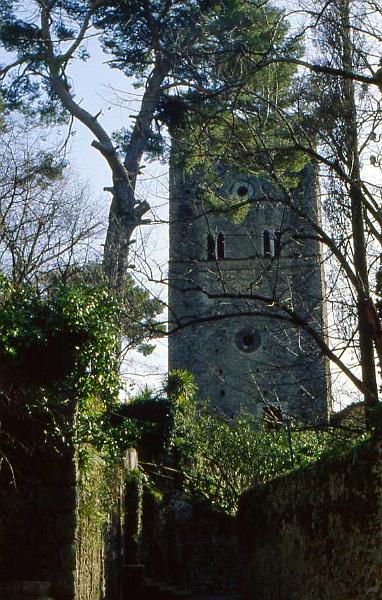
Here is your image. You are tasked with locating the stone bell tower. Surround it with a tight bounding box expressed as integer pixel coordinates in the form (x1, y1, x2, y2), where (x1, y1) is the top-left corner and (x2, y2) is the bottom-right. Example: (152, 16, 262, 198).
(168, 158, 330, 423)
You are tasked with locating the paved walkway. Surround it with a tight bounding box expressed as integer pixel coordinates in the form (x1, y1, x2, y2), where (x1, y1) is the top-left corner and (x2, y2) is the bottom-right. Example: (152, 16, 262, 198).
(196, 596, 241, 600)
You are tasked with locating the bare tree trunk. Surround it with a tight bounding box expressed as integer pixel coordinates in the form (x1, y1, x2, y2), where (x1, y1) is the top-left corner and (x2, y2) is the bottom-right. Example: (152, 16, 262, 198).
(340, 0, 379, 428)
(38, 2, 167, 292)
(102, 61, 168, 291)
(50, 62, 166, 292)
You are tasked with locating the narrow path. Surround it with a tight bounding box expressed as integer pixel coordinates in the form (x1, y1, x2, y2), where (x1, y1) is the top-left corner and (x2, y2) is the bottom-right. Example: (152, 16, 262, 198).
(196, 596, 241, 600)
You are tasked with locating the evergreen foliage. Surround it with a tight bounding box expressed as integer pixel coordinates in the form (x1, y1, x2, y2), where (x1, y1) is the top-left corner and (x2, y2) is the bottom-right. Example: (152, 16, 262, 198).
(0, 1, 302, 162)
(0, 276, 152, 461)
(169, 398, 367, 514)
(125, 371, 368, 515)
(0, 1, 306, 289)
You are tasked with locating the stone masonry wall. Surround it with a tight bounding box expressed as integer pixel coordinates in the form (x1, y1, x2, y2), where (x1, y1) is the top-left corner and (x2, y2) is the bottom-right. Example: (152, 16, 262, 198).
(0, 435, 77, 600)
(140, 490, 240, 595)
(75, 449, 126, 600)
(0, 402, 127, 600)
(168, 161, 330, 421)
(238, 438, 382, 600)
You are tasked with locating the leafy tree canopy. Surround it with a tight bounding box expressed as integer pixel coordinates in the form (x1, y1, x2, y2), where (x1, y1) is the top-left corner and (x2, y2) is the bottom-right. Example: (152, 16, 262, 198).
(49, 262, 164, 356)
(0, 1, 301, 142)
(0, 1, 305, 288)
(0, 274, 160, 461)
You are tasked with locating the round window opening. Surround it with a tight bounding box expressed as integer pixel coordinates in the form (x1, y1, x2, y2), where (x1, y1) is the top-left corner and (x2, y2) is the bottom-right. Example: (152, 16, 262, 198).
(230, 180, 255, 200)
(237, 185, 248, 197)
(243, 334, 254, 346)
(235, 328, 261, 353)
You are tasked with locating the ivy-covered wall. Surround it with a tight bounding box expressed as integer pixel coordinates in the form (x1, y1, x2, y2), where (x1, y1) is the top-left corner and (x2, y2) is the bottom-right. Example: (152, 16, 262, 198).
(238, 438, 382, 600)
(76, 447, 126, 600)
(0, 408, 127, 600)
(0, 409, 77, 600)
(0, 279, 133, 600)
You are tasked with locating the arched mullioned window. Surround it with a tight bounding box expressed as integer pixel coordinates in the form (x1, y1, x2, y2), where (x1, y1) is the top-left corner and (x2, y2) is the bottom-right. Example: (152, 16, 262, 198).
(217, 232, 225, 259)
(274, 230, 282, 258)
(263, 230, 271, 257)
(207, 233, 216, 260)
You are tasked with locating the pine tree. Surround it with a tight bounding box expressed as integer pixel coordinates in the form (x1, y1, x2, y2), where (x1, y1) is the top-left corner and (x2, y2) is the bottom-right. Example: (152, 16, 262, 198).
(0, 0, 301, 290)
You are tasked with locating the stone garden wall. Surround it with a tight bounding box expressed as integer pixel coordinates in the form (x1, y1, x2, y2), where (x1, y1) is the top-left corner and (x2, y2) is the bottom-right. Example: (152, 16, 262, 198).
(0, 428, 78, 600)
(238, 438, 382, 600)
(139, 487, 240, 595)
(0, 403, 127, 600)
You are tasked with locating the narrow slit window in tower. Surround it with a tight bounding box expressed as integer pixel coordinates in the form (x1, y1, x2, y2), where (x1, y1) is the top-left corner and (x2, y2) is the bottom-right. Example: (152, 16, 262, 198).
(207, 233, 216, 260)
(263, 230, 272, 257)
(217, 232, 225, 259)
(274, 230, 282, 258)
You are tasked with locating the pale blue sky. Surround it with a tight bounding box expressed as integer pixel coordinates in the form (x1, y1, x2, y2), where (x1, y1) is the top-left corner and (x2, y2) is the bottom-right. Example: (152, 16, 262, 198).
(63, 41, 170, 394)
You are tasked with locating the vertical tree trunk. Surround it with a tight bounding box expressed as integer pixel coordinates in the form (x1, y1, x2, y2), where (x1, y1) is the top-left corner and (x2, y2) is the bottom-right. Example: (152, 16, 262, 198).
(102, 61, 168, 292)
(340, 0, 379, 428)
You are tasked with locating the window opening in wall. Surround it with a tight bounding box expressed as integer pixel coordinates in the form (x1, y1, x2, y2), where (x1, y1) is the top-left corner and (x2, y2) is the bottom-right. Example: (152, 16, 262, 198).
(230, 181, 255, 200)
(207, 233, 215, 260)
(243, 333, 255, 347)
(274, 230, 282, 258)
(217, 232, 225, 259)
(235, 328, 262, 353)
(237, 185, 248, 197)
(263, 230, 271, 257)
(207, 232, 225, 260)
(263, 230, 276, 257)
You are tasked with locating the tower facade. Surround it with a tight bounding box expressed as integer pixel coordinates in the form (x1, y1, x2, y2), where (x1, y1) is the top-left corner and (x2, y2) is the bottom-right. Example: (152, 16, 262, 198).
(168, 161, 330, 422)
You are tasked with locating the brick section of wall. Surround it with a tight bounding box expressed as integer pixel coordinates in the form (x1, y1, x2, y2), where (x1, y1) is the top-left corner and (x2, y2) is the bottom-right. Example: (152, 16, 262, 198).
(238, 439, 382, 600)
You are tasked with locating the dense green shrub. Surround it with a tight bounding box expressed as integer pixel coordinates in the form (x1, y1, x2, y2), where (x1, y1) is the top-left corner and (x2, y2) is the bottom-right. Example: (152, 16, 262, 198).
(140, 371, 368, 515)
(0, 275, 139, 461)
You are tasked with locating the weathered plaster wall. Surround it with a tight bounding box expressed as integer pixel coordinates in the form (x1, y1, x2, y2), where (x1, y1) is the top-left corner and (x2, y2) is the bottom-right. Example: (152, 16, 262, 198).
(238, 438, 382, 600)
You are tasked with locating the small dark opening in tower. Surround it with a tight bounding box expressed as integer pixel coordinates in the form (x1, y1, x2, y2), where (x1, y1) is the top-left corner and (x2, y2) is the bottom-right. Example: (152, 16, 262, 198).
(275, 230, 282, 258)
(243, 334, 254, 348)
(220, 389, 226, 396)
(263, 230, 271, 257)
(207, 233, 215, 260)
(217, 232, 225, 259)
(237, 185, 248, 197)
(235, 327, 261, 353)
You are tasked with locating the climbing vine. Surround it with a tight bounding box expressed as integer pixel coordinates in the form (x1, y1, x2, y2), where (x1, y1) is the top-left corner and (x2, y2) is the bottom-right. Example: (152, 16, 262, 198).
(0, 275, 140, 462)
